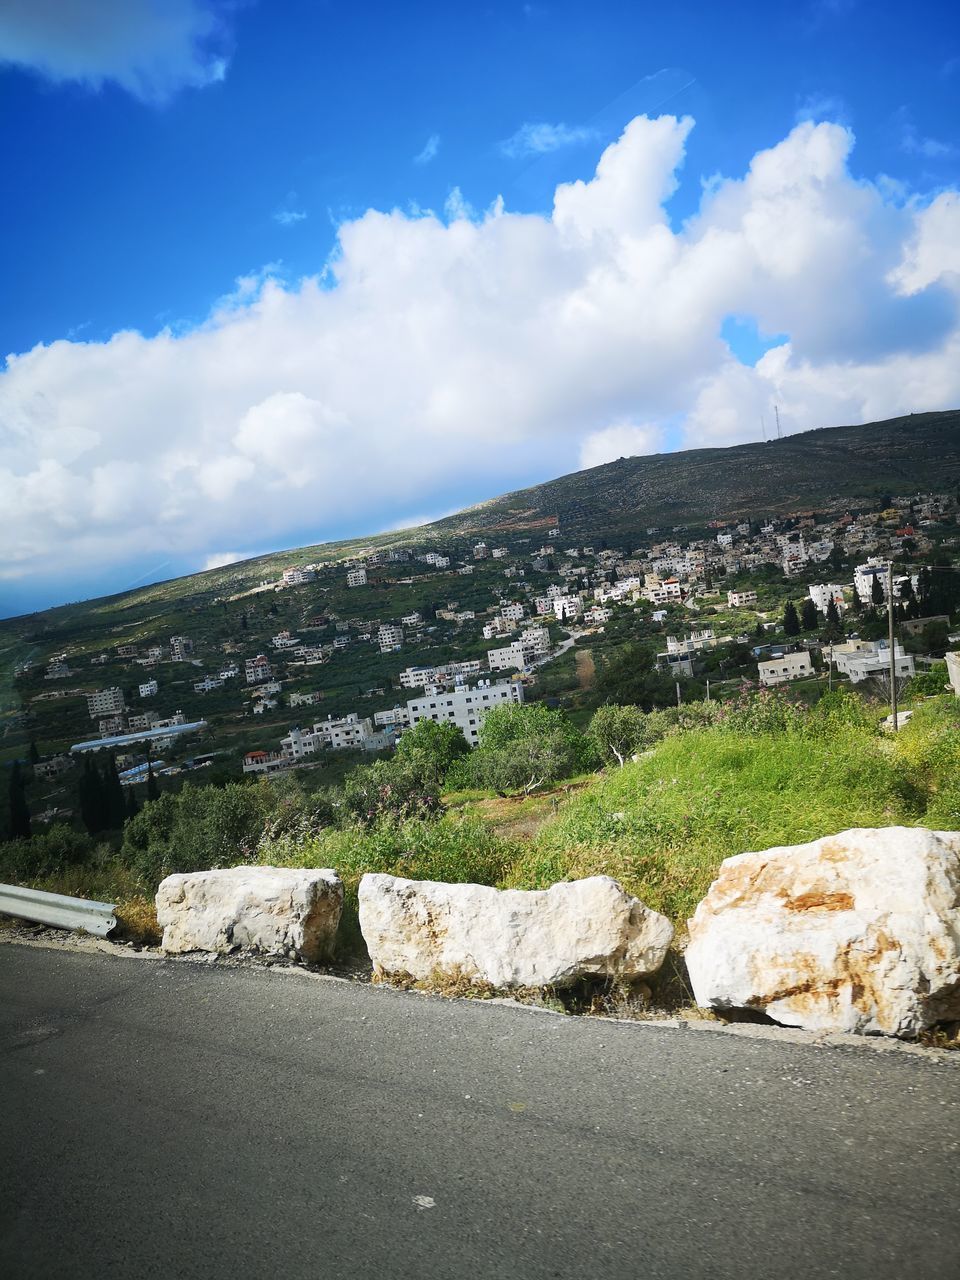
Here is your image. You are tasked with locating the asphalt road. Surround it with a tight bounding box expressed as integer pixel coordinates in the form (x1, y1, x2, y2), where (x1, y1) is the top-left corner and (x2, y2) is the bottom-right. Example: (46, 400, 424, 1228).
(2, 944, 958, 1280)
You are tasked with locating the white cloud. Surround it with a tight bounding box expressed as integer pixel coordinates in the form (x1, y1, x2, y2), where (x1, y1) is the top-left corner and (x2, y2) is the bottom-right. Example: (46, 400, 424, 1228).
(274, 207, 307, 227)
(2, 113, 960, 605)
(500, 121, 599, 159)
(203, 550, 244, 571)
(896, 107, 956, 160)
(579, 424, 663, 470)
(0, 0, 231, 102)
(414, 134, 440, 165)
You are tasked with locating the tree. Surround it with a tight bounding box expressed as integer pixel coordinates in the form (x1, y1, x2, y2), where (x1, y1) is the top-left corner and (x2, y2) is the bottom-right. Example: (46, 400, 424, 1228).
(103, 753, 127, 830)
(800, 598, 818, 631)
(28, 740, 40, 767)
(7, 761, 31, 840)
(469, 703, 593, 794)
(394, 718, 469, 789)
(871, 574, 885, 608)
(783, 601, 801, 636)
(125, 787, 140, 821)
(823, 597, 843, 642)
(78, 757, 107, 835)
(146, 763, 159, 803)
(587, 704, 649, 767)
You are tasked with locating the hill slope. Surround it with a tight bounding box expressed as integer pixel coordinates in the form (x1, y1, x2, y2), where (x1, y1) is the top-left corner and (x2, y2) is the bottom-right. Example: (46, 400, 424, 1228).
(430, 409, 960, 542)
(2, 409, 958, 649)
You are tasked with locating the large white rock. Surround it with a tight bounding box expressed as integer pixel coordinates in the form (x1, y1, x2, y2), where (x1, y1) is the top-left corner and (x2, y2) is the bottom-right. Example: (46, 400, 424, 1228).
(685, 827, 960, 1037)
(358, 873, 674, 988)
(157, 866, 343, 963)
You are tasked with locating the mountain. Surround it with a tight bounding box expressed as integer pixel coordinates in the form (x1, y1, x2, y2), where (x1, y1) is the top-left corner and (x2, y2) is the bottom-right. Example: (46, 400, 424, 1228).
(2, 409, 958, 649)
(428, 409, 960, 543)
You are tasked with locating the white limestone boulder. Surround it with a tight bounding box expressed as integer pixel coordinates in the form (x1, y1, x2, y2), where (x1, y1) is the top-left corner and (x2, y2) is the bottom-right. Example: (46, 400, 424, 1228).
(157, 866, 343, 963)
(358, 873, 674, 988)
(685, 827, 960, 1037)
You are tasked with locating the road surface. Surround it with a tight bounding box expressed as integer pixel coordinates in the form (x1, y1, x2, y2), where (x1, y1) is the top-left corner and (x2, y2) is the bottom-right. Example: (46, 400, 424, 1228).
(1, 944, 958, 1279)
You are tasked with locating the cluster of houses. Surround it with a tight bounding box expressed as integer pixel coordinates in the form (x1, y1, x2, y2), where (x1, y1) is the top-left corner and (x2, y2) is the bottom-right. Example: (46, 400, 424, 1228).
(244, 677, 525, 775)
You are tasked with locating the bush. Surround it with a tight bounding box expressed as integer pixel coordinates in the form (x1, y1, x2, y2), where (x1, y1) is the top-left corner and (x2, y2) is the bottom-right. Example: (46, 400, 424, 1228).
(120, 781, 275, 885)
(462, 702, 595, 794)
(0, 824, 94, 882)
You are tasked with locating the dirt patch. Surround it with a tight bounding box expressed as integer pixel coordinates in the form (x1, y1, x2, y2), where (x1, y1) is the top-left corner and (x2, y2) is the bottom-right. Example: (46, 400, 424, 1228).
(575, 648, 596, 691)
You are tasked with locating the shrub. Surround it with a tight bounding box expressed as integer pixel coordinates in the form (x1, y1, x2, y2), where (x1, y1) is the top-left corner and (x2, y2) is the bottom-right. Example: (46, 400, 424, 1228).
(0, 824, 94, 882)
(464, 702, 595, 794)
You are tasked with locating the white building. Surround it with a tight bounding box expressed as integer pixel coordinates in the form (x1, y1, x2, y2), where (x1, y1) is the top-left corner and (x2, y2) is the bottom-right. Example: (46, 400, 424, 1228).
(280, 713, 380, 759)
(242, 750, 287, 776)
(643, 576, 683, 605)
(245, 655, 273, 684)
(832, 640, 915, 684)
(808, 583, 846, 614)
(758, 651, 813, 686)
(946, 651, 960, 697)
(406, 680, 523, 745)
(727, 589, 758, 608)
(378, 625, 404, 654)
(501, 602, 526, 621)
(281, 566, 315, 586)
(289, 690, 323, 708)
(86, 687, 126, 719)
(553, 595, 582, 621)
(346, 567, 367, 588)
(194, 677, 224, 693)
(169, 635, 192, 662)
(374, 705, 413, 728)
(138, 679, 158, 698)
(272, 631, 299, 649)
(487, 626, 550, 672)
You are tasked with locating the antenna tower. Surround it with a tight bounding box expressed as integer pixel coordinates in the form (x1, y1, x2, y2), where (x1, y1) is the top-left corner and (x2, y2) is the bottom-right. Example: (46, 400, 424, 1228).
(774, 404, 782, 440)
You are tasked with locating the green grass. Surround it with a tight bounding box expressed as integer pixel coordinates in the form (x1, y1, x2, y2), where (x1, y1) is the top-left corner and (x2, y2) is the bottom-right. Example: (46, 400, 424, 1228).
(15, 694, 960, 961)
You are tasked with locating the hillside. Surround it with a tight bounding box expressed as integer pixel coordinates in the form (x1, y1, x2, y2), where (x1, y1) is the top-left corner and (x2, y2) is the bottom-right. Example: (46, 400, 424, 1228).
(1, 407, 958, 799)
(431, 410, 960, 542)
(3, 409, 959, 647)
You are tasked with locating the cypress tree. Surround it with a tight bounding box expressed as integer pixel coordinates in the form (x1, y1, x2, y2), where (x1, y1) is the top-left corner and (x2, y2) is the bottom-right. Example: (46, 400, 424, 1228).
(104, 753, 126, 830)
(871, 574, 885, 608)
(824, 597, 843, 641)
(783, 601, 801, 637)
(800, 598, 818, 631)
(125, 787, 139, 821)
(8, 761, 31, 840)
(146, 764, 159, 802)
(28, 740, 40, 767)
(79, 757, 108, 835)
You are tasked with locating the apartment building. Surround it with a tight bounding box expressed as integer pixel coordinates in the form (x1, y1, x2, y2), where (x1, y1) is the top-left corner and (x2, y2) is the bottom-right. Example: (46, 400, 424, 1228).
(169, 635, 193, 662)
(727, 589, 758, 607)
(346, 567, 367, 587)
(138, 679, 158, 698)
(245, 655, 273, 684)
(86, 687, 126, 719)
(406, 679, 523, 745)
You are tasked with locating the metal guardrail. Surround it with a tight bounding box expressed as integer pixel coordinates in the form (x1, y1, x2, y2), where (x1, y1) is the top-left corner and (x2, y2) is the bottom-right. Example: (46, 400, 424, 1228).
(0, 883, 117, 937)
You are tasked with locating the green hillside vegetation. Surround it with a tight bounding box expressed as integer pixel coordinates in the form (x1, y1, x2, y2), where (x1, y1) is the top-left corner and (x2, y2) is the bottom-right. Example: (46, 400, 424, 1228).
(4, 686, 958, 988)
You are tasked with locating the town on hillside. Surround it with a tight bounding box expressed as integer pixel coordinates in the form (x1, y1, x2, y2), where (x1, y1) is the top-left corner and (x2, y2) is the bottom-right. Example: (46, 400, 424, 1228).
(5, 486, 960, 825)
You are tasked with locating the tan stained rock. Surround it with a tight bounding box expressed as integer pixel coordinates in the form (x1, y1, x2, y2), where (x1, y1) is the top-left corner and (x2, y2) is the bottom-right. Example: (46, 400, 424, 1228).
(685, 827, 960, 1037)
(157, 866, 343, 963)
(358, 873, 674, 988)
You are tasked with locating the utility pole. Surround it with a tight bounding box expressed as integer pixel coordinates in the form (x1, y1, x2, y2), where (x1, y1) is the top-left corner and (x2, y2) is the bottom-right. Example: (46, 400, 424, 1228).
(705, 678, 711, 703)
(887, 561, 898, 732)
(676, 681, 682, 708)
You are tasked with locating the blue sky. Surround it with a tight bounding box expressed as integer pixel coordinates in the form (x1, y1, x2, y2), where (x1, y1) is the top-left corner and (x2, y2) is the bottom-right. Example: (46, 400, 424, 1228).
(0, 0, 958, 615)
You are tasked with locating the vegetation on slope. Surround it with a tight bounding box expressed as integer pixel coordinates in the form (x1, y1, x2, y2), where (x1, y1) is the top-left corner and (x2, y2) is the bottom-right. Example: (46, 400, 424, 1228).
(5, 687, 958, 964)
